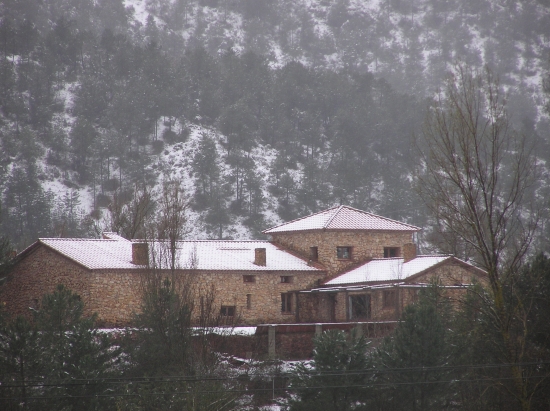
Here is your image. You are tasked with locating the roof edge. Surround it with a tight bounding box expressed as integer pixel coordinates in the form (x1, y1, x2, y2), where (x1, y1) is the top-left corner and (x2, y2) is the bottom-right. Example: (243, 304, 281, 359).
(262, 205, 340, 234)
(16, 240, 93, 271)
(263, 205, 422, 234)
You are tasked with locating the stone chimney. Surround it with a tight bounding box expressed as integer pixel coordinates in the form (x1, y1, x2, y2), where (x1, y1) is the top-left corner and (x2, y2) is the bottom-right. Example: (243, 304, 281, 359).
(132, 242, 149, 266)
(254, 248, 266, 266)
(403, 243, 417, 263)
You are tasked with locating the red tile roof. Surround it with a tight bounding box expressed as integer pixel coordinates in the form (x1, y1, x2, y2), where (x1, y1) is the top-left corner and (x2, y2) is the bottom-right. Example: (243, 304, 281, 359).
(263, 205, 421, 234)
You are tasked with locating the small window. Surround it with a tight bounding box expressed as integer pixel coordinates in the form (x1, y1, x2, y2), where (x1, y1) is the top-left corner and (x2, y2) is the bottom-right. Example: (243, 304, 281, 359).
(349, 295, 371, 320)
(246, 294, 252, 309)
(243, 275, 255, 283)
(309, 246, 318, 261)
(384, 247, 400, 258)
(281, 276, 293, 283)
(383, 290, 397, 308)
(220, 305, 236, 316)
(337, 246, 351, 259)
(281, 293, 292, 313)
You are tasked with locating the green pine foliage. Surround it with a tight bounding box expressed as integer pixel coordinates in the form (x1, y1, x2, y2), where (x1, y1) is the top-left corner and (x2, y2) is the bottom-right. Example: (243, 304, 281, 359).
(449, 254, 550, 411)
(288, 329, 372, 411)
(0, 284, 121, 411)
(3, 0, 545, 246)
(374, 285, 452, 411)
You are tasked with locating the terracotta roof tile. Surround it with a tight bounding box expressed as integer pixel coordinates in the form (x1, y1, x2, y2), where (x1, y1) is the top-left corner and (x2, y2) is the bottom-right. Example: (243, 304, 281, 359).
(263, 205, 420, 234)
(324, 255, 452, 285)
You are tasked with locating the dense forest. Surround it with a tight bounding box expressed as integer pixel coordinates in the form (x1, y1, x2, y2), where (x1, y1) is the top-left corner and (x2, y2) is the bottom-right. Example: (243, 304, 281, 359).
(0, 0, 549, 250)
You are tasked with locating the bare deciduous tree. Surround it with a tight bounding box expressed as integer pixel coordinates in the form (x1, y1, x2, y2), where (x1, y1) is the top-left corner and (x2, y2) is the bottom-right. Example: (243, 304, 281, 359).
(416, 64, 542, 411)
(155, 180, 189, 271)
(106, 184, 153, 239)
(417, 65, 540, 281)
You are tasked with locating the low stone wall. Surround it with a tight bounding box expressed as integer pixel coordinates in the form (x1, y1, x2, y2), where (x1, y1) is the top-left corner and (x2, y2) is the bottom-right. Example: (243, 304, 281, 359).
(253, 322, 397, 360)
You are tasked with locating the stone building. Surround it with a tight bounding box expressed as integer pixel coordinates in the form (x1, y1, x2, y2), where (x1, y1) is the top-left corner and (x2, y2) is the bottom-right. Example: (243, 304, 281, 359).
(296, 254, 486, 323)
(1, 205, 486, 326)
(263, 205, 486, 324)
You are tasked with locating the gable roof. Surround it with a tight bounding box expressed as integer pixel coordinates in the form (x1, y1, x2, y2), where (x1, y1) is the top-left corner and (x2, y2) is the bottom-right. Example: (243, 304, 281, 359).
(324, 255, 459, 285)
(22, 238, 322, 272)
(263, 205, 421, 234)
(148, 241, 322, 271)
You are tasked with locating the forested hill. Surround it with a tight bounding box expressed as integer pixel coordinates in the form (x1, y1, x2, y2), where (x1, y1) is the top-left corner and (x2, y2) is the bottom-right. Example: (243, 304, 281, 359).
(1, 0, 549, 249)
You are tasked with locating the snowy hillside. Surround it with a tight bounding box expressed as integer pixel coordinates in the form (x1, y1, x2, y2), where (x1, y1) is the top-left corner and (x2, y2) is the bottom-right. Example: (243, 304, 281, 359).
(1, 0, 549, 250)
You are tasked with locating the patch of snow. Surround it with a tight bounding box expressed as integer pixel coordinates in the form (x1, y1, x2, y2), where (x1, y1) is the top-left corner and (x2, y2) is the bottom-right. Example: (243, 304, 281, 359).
(124, 0, 148, 26)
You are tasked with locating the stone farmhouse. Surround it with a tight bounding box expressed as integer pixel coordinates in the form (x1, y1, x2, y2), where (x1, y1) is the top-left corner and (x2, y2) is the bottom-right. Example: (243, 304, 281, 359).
(1, 206, 486, 327)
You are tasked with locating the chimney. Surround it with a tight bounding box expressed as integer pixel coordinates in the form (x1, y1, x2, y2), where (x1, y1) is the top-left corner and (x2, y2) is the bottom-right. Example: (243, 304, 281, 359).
(132, 242, 149, 266)
(403, 243, 417, 263)
(254, 248, 266, 266)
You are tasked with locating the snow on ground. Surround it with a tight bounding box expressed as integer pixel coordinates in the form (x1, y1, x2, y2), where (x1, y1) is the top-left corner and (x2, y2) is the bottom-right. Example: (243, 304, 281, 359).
(196, 326, 257, 336)
(124, 0, 148, 26)
(32, 0, 549, 238)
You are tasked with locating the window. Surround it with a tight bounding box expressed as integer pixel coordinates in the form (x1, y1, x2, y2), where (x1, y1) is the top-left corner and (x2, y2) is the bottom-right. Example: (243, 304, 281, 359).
(383, 290, 397, 308)
(281, 293, 292, 313)
(309, 246, 318, 261)
(281, 276, 293, 283)
(337, 246, 351, 259)
(243, 275, 255, 283)
(384, 247, 400, 258)
(220, 305, 236, 316)
(246, 294, 252, 309)
(349, 295, 371, 320)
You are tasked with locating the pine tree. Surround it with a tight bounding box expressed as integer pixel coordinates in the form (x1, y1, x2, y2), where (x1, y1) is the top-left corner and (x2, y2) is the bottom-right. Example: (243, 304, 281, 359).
(34, 284, 120, 411)
(289, 329, 371, 411)
(374, 285, 452, 411)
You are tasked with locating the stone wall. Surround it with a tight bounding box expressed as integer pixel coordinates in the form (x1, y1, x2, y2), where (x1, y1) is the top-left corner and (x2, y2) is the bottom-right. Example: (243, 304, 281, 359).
(270, 230, 414, 276)
(1, 245, 92, 319)
(254, 323, 397, 360)
(2, 244, 326, 326)
(88, 269, 145, 326)
(297, 293, 336, 323)
(87, 267, 326, 326)
(413, 261, 487, 286)
(187, 269, 324, 325)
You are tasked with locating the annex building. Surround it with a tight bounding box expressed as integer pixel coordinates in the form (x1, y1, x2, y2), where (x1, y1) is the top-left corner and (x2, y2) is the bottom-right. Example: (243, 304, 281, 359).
(1, 206, 486, 327)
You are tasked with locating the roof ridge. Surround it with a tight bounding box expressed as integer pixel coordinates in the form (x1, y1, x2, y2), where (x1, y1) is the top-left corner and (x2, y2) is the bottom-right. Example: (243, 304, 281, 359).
(143, 239, 272, 243)
(262, 205, 340, 233)
(40, 238, 119, 241)
(263, 205, 421, 234)
(335, 205, 421, 230)
(414, 254, 453, 258)
(323, 205, 344, 229)
(366, 255, 452, 262)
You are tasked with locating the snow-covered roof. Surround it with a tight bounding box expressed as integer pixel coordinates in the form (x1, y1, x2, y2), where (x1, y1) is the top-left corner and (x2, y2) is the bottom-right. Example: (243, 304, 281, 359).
(147, 241, 321, 271)
(39, 238, 134, 270)
(324, 255, 452, 285)
(32, 238, 321, 272)
(263, 205, 421, 234)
